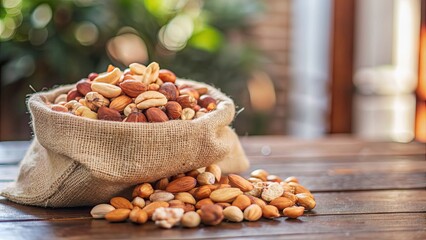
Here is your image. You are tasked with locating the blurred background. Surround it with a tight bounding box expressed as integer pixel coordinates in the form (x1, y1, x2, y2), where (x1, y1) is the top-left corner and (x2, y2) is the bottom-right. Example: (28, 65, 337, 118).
(0, 0, 425, 143)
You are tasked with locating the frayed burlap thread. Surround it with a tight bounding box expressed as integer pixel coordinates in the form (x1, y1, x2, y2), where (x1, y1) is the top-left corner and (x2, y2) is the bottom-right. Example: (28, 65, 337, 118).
(0, 79, 249, 207)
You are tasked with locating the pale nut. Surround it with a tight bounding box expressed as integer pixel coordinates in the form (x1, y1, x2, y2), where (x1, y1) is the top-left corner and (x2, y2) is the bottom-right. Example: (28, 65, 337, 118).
(135, 91, 167, 109)
(51, 104, 68, 112)
(244, 182, 263, 197)
(174, 192, 196, 205)
(197, 172, 216, 186)
(54, 94, 68, 104)
(148, 83, 160, 91)
(250, 169, 269, 181)
(181, 108, 195, 120)
(74, 106, 97, 120)
(261, 182, 284, 202)
(295, 193, 316, 210)
(210, 188, 243, 203)
(205, 164, 221, 182)
(195, 111, 207, 119)
(91, 82, 122, 98)
(142, 62, 160, 85)
(232, 194, 251, 211)
(267, 175, 282, 183)
(223, 206, 244, 222)
(152, 207, 184, 229)
(90, 204, 115, 219)
(129, 63, 146, 75)
(288, 182, 314, 198)
(85, 91, 110, 107)
(110, 197, 133, 210)
(129, 207, 148, 224)
(110, 95, 132, 112)
(79, 98, 98, 111)
(283, 206, 305, 219)
(181, 211, 201, 228)
(133, 183, 154, 198)
(262, 205, 280, 219)
(243, 204, 262, 221)
(123, 103, 138, 116)
(284, 176, 299, 184)
(64, 100, 82, 111)
(149, 191, 174, 202)
(179, 88, 200, 100)
(132, 197, 146, 208)
(228, 174, 254, 192)
(199, 204, 224, 226)
(105, 209, 131, 222)
(93, 67, 122, 85)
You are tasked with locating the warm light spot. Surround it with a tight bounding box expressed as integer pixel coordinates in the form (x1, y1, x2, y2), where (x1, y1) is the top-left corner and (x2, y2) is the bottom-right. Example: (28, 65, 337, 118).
(107, 33, 148, 66)
(415, 101, 426, 142)
(159, 14, 194, 51)
(74, 22, 98, 46)
(247, 71, 276, 112)
(31, 3, 52, 29)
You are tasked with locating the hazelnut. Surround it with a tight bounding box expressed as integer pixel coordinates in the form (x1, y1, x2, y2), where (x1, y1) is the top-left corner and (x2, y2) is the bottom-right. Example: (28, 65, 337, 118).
(97, 106, 122, 122)
(125, 112, 147, 123)
(176, 95, 197, 109)
(145, 108, 169, 122)
(199, 204, 224, 226)
(165, 101, 182, 120)
(198, 95, 217, 111)
(159, 82, 179, 101)
(158, 69, 176, 83)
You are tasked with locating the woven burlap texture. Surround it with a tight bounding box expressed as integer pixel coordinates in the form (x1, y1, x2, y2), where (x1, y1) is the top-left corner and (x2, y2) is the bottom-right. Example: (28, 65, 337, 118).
(0, 79, 249, 207)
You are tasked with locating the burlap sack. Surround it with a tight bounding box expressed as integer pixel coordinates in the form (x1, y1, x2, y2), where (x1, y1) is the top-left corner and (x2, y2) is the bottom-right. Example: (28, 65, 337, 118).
(1, 79, 249, 207)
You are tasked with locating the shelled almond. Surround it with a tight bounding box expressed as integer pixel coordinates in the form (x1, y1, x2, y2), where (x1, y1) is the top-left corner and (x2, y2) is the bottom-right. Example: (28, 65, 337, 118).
(48, 62, 218, 122)
(90, 164, 316, 228)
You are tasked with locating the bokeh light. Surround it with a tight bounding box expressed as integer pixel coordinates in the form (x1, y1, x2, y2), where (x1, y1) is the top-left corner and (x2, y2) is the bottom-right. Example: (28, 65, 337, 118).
(74, 22, 99, 46)
(31, 4, 52, 29)
(107, 32, 148, 66)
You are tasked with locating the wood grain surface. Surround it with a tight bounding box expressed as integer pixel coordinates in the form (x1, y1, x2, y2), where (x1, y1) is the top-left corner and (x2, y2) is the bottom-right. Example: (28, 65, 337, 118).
(0, 137, 424, 239)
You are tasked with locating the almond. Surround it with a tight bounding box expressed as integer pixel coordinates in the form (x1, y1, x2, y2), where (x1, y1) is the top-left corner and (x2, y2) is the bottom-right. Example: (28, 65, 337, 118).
(168, 199, 186, 209)
(283, 206, 305, 219)
(282, 192, 298, 203)
(142, 201, 169, 219)
(228, 174, 254, 192)
(97, 106, 122, 121)
(243, 204, 262, 221)
(105, 209, 131, 222)
(197, 172, 215, 186)
(194, 185, 212, 200)
(175, 192, 196, 205)
(110, 197, 133, 210)
(232, 194, 251, 210)
(129, 207, 148, 224)
(195, 198, 214, 209)
(119, 80, 147, 98)
(155, 177, 169, 190)
(246, 195, 267, 208)
(269, 197, 295, 210)
(110, 95, 132, 112)
(262, 205, 280, 219)
(166, 176, 197, 193)
(210, 188, 243, 203)
(149, 191, 174, 202)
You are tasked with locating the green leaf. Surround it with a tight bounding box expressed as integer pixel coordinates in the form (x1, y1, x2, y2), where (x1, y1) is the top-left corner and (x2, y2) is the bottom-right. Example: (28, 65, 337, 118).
(188, 26, 222, 52)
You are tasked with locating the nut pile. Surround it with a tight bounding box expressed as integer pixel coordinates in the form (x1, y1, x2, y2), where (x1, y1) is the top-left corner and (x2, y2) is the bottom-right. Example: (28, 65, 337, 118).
(90, 164, 316, 228)
(48, 62, 217, 122)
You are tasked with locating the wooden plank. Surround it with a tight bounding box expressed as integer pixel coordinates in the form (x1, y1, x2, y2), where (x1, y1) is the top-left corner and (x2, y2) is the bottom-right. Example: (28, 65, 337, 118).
(0, 213, 424, 239)
(0, 141, 30, 165)
(1, 190, 424, 221)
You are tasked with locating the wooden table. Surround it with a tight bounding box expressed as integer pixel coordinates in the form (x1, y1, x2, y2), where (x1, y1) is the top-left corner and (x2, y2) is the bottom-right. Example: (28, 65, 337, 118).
(1, 136, 425, 239)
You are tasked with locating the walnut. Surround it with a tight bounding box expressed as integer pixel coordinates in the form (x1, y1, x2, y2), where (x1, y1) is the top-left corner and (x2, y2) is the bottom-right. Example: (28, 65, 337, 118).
(152, 207, 184, 229)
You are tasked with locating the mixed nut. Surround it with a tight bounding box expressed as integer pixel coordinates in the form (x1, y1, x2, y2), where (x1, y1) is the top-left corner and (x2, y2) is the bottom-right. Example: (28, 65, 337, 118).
(90, 165, 316, 228)
(48, 62, 217, 122)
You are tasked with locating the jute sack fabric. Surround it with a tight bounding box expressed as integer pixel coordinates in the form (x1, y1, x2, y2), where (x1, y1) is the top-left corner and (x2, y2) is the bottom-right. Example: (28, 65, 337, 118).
(0, 79, 249, 207)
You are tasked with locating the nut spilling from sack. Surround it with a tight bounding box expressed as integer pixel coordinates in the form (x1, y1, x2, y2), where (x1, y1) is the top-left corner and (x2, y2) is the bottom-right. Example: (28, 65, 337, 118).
(90, 164, 316, 228)
(49, 62, 217, 122)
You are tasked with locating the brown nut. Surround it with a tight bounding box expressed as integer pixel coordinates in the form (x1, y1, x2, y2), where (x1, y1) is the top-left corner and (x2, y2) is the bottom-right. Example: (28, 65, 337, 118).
(288, 182, 314, 198)
(295, 193, 316, 210)
(262, 205, 280, 219)
(168, 200, 186, 210)
(119, 80, 148, 98)
(165, 101, 182, 120)
(166, 176, 197, 193)
(243, 204, 262, 221)
(247, 195, 267, 208)
(179, 88, 200, 100)
(67, 88, 83, 102)
(215, 202, 231, 209)
(195, 198, 214, 209)
(110, 95, 132, 112)
(199, 204, 224, 226)
(105, 209, 131, 222)
(269, 197, 295, 210)
(282, 192, 298, 204)
(175, 192, 196, 205)
(205, 164, 221, 182)
(181, 211, 201, 228)
(129, 207, 148, 224)
(228, 174, 254, 192)
(51, 104, 68, 112)
(210, 188, 243, 203)
(145, 107, 169, 122)
(158, 69, 176, 83)
(76, 79, 92, 96)
(194, 185, 212, 200)
(97, 106, 122, 122)
(148, 83, 160, 91)
(198, 95, 217, 111)
(283, 206, 305, 219)
(159, 82, 179, 101)
(155, 177, 169, 190)
(183, 203, 196, 213)
(110, 197, 133, 210)
(133, 183, 154, 198)
(195, 87, 208, 96)
(232, 194, 251, 211)
(125, 112, 147, 122)
(142, 201, 169, 219)
(135, 91, 167, 109)
(176, 95, 197, 109)
(88, 72, 98, 81)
